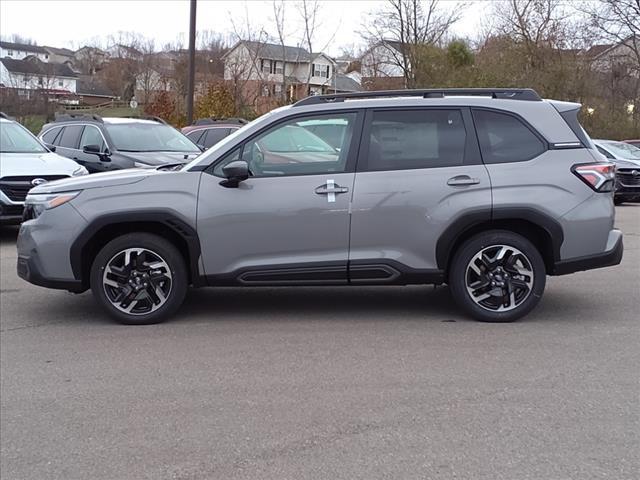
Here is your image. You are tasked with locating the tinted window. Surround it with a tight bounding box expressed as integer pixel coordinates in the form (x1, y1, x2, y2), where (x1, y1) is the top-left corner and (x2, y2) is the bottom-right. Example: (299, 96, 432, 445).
(365, 109, 466, 171)
(186, 130, 205, 145)
(105, 123, 199, 152)
(473, 110, 545, 164)
(203, 128, 231, 148)
(41, 127, 63, 145)
(238, 113, 357, 177)
(57, 125, 83, 149)
(79, 125, 106, 152)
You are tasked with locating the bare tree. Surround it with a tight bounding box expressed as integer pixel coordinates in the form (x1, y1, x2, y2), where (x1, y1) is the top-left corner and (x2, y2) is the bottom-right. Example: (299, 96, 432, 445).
(363, 0, 464, 87)
(272, 0, 290, 102)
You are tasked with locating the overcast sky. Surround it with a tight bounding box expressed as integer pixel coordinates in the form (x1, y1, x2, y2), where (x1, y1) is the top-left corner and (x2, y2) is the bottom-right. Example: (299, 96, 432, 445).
(0, 0, 486, 55)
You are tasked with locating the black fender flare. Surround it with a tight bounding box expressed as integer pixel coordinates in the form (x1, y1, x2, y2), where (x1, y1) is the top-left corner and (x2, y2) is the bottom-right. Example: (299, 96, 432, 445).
(435, 207, 564, 270)
(69, 210, 202, 286)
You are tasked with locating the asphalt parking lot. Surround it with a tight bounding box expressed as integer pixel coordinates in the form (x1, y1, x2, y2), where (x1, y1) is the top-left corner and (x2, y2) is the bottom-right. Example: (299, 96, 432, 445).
(1, 206, 639, 480)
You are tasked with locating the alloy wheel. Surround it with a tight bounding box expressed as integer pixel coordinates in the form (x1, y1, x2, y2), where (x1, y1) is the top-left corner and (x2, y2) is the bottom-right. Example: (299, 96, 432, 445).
(465, 244, 534, 312)
(102, 248, 173, 315)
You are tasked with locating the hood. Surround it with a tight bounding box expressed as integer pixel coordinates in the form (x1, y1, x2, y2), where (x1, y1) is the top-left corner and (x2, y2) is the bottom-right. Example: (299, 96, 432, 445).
(0, 151, 82, 178)
(118, 150, 201, 166)
(29, 168, 163, 194)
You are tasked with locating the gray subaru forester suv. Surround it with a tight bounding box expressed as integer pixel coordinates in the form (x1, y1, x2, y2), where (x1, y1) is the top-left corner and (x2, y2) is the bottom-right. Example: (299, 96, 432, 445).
(17, 89, 623, 324)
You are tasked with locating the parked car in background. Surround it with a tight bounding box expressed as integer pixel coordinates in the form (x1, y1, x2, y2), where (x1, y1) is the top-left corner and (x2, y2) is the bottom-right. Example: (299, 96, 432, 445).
(18, 89, 622, 325)
(38, 114, 201, 173)
(0, 113, 88, 224)
(593, 139, 640, 204)
(623, 139, 640, 148)
(182, 118, 247, 150)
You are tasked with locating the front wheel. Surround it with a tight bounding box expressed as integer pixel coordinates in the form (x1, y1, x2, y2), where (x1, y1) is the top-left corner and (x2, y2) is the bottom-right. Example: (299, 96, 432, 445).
(90, 233, 188, 325)
(449, 231, 546, 322)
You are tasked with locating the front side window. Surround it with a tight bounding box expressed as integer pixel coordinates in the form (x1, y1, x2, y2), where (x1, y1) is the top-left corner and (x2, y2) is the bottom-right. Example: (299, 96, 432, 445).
(214, 113, 357, 177)
(364, 109, 466, 171)
(79, 125, 106, 152)
(104, 123, 200, 153)
(0, 122, 47, 153)
(473, 109, 545, 164)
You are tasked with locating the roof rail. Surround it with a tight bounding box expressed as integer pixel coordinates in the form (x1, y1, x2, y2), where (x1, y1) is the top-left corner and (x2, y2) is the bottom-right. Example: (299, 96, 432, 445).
(193, 117, 248, 126)
(294, 88, 542, 107)
(124, 115, 168, 125)
(54, 112, 104, 123)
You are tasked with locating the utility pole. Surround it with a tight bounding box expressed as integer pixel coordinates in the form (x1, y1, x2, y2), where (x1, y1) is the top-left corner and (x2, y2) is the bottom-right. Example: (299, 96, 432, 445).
(186, 0, 197, 125)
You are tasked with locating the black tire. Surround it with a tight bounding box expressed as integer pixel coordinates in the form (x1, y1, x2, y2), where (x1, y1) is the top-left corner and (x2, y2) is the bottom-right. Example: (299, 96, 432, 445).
(90, 233, 188, 325)
(449, 230, 546, 323)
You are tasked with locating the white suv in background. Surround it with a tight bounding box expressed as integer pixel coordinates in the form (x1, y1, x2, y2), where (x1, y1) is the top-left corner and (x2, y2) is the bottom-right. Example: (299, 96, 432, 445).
(0, 113, 88, 224)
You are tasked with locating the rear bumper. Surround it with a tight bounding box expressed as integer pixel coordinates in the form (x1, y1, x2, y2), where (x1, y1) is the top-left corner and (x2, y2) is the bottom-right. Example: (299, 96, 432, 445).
(551, 229, 623, 275)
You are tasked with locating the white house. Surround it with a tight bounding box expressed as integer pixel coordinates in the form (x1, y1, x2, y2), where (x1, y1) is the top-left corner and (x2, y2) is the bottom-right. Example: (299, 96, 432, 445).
(0, 41, 50, 62)
(0, 56, 77, 98)
(223, 41, 360, 96)
(587, 35, 639, 77)
(361, 40, 406, 78)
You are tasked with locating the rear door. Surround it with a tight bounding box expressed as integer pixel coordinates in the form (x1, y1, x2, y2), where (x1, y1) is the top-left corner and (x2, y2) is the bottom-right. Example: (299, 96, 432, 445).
(54, 125, 83, 160)
(348, 108, 492, 280)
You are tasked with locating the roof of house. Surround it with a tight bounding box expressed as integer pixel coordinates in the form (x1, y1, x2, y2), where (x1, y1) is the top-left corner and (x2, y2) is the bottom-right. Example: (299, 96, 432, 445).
(330, 73, 362, 92)
(0, 41, 48, 55)
(227, 41, 311, 62)
(585, 44, 614, 57)
(75, 74, 115, 97)
(0, 57, 78, 77)
(44, 46, 75, 57)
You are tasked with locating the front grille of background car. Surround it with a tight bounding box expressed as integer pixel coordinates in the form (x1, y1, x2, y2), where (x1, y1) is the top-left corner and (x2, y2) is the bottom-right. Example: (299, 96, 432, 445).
(0, 204, 24, 216)
(0, 176, 69, 202)
(616, 169, 640, 187)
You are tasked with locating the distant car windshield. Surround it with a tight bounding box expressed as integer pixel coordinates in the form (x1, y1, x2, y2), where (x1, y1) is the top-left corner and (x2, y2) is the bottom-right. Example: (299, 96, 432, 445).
(105, 123, 200, 153)
(260, 125, 336, 153)
(0, 122, 47, 153)
(602, 141, 640, 160)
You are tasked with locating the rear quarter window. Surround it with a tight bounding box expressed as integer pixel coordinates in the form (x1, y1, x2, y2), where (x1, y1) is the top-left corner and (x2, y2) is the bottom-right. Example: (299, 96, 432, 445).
(473, 110, 546, 164)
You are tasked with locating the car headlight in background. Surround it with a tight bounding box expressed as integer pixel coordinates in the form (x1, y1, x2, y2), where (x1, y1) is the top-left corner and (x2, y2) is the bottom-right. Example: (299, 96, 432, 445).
(72, 166, 89, 176)
(24, 191, 81, 218)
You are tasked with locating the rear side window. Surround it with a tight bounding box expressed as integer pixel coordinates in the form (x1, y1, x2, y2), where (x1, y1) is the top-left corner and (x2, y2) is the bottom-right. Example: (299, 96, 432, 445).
(473, 110, 545, 164)
(186, 130, 205, 145)
(57, 125, 83, 149)
(203, 128, 231, 148)
(364, 109, 466, 171)
(41, 127, 63, 145)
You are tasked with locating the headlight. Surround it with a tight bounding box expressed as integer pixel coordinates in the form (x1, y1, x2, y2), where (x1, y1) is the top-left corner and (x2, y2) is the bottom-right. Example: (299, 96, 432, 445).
(134, 162, 155, 169)
(25, 191, 81, 218)
(72, 166, 89, 176)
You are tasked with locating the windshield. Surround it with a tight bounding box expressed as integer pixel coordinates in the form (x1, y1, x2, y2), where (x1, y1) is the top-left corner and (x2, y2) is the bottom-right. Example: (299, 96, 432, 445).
(105, 123, 200, 153)
(602, 141, 640, 160)
(0, 122, 48, 153)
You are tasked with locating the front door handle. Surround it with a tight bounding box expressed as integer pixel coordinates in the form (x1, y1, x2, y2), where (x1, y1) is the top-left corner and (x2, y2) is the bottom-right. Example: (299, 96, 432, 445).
(447, 175, 480, 186)
(315, 180, 349, 202)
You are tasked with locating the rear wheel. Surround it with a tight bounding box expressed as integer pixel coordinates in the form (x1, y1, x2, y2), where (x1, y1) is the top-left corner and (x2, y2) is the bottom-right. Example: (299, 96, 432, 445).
(90, 233, 187, 324)
(449, 230, 546, 322)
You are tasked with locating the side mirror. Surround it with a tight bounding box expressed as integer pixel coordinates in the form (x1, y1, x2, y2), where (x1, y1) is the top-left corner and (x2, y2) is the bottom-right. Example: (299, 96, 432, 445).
(220, 160, 249, 188)
(82, 144, 102, 154)
(45, 143, 56, 152)
(83, 144, 111, 162)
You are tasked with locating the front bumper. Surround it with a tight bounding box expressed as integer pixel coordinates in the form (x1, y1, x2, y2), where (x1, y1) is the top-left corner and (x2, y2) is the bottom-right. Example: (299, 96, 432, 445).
(552, 229, 623, 275)
(17, 255, 85, 292)
(0, 197, 24, 224)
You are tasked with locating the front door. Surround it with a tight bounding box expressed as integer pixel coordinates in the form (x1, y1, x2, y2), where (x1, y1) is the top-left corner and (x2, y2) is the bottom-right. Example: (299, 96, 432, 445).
(197, 110, 363, 285)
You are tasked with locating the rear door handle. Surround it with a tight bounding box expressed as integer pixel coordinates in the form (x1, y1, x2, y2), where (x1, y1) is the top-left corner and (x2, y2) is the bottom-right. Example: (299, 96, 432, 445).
(447, 175, 480, 186)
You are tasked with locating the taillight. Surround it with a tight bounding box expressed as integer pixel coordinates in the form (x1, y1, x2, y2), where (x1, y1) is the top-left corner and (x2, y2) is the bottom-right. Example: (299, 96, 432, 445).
(572, 163, 615, 192)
